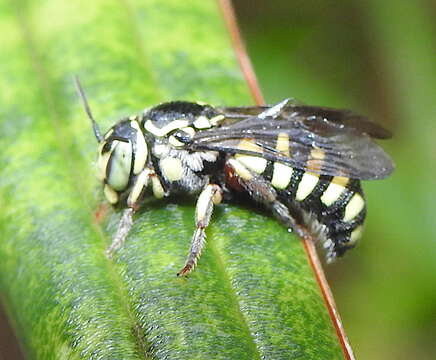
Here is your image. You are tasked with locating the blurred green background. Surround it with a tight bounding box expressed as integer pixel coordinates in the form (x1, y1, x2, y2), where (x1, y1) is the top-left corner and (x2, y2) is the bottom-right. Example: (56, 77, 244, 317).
(1, 0, 435, 359)
(233, 0, 436, 359)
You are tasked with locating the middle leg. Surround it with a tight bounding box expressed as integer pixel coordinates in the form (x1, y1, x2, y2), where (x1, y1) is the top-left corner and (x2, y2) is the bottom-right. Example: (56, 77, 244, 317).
(177, 183, 223, 276)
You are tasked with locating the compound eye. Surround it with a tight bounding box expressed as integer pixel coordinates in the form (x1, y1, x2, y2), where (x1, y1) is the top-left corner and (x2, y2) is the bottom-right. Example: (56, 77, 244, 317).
(104, 139, 133, 191)
(169, 129, 194, 147)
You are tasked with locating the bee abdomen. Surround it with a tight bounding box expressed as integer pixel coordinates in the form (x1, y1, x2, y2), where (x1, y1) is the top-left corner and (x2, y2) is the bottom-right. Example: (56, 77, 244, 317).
(271, 166, 366, 259)
(223, 142, 367, 259)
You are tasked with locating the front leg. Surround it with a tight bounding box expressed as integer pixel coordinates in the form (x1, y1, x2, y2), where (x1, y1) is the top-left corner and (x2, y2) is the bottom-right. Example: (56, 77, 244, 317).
(106, 168, 154, 258)
(177, 183, 223, 276)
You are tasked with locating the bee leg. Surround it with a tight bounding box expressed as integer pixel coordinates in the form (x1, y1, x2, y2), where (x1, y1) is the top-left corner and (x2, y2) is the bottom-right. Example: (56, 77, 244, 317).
(270, 201, 308, 240)
(177, 183, 223, 276)
(105, 168, 152, 258)
(226, 158, 307, 239)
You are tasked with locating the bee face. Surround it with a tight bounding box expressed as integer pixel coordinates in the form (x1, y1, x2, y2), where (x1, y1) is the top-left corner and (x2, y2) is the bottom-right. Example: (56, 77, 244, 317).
(98, 136, 133, 191)
(98, 119, 149, 203)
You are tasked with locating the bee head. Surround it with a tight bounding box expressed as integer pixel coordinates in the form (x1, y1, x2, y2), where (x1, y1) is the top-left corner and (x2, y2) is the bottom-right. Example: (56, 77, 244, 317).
(97, 120, 149, 194)
(75, 77, 149, 203)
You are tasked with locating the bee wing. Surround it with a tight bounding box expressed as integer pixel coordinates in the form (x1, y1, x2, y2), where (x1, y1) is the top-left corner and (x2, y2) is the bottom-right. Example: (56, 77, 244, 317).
(192, 105, 394, 180)
(217, 104, 392, 139)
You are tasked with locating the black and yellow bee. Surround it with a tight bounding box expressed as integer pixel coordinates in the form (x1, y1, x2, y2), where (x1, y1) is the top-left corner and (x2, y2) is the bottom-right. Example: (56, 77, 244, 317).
(75, 78, 394, 276)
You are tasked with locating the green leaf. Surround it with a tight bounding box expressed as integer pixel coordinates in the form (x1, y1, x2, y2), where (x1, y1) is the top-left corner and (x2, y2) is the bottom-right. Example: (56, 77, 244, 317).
(0, 0, 344, 359)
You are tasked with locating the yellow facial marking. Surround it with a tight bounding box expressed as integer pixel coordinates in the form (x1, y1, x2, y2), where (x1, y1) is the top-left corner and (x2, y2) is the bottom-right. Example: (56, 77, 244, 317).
(320, 176, 349, 206)
(344, 194, 365, 222)
(97, 142, 113, 181)
(104, 184, 118, 204)
(131, 121, 148, 174)
(296, 172, 319, 201)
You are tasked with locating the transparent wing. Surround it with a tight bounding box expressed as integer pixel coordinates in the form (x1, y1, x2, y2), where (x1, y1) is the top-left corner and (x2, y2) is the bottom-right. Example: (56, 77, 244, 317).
(192, 105, 394, 180)
(217, 104, 392, 139)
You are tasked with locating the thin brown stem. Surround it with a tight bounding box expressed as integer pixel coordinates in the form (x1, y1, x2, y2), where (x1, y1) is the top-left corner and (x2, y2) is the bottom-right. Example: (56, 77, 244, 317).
(302, 236, 356, 360)
(217, 1, 355, 359)
(217, 0, 265, 105)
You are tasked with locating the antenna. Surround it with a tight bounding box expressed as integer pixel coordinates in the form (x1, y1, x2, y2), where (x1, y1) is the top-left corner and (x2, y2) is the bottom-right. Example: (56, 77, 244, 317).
(74, 75, 103, 142)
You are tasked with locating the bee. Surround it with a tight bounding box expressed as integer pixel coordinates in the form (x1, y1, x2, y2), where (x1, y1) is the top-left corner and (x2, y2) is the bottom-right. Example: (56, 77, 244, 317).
(75, 77, 394, 276)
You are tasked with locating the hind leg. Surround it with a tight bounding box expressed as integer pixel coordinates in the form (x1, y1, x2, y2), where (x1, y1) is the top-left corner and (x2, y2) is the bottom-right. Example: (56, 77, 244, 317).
(225, 157, 307, 239)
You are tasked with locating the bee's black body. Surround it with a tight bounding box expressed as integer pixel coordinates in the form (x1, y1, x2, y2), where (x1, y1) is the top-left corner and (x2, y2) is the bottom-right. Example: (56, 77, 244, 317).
(146, 101, 220, 126)
(75, 78, 393, 275)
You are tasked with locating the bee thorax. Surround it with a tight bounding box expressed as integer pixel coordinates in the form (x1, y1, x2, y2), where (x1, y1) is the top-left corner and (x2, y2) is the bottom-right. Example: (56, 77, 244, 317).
(157, 150, 218, 193)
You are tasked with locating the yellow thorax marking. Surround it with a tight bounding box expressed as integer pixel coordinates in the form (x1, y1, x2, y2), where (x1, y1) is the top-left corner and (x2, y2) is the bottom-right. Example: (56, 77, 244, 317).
(144, 119, 190, 137)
